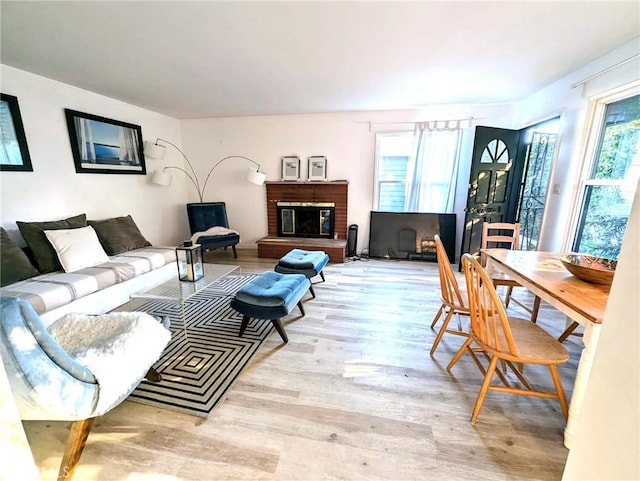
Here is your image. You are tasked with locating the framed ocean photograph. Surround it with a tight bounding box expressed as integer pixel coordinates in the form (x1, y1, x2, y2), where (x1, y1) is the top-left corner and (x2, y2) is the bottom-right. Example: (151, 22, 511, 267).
(64, 109, 146, 174)
(0, 93, 33, 172)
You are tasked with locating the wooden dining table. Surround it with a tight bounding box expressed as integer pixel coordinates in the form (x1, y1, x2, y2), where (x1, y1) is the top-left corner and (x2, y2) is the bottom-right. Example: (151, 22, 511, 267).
(482, 248, 611, 450)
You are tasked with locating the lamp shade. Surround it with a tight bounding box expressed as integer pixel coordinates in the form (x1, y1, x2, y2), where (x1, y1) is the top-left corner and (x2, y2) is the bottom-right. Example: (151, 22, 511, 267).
(144, 141, 167, 160)
(151, 170, 172, 186)
(246, 168, 267, 185)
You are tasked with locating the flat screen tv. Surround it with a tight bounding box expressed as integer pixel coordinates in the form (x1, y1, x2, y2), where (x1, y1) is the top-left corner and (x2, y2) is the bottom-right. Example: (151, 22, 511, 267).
(368, 211, 456, 263)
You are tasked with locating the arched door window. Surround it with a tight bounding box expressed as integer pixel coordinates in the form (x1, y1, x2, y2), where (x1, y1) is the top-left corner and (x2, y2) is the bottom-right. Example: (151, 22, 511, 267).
(480, 139, 510, 163)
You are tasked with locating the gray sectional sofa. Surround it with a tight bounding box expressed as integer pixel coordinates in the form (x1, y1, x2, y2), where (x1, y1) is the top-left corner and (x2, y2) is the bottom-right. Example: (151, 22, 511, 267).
(0, 214, 177, 326)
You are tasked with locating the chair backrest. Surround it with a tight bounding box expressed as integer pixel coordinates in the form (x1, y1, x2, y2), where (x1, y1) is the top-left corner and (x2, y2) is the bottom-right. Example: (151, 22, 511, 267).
(480, 222, 520, 265)
(481, 222, 520, 249)
(460, 254, 519, 356)
(0, 297, 98, 420)
(186, 202, 231, 234)
(434, 234, 466, 308)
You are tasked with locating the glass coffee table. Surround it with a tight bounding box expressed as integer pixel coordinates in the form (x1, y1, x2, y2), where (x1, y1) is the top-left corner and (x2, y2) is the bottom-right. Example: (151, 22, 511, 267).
(129, 263, 240, 337)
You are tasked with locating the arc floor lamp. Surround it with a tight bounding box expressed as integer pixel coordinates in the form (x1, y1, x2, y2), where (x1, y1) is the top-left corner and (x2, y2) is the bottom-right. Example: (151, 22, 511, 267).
(144, 138, 266, 202)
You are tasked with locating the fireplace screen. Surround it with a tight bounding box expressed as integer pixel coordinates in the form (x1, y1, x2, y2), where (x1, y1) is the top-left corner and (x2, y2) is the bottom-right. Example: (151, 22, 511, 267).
(277, 202, 335, 238)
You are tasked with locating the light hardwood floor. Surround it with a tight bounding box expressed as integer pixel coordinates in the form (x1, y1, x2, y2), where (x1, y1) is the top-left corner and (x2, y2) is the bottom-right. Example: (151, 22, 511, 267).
(23, 251, 584, 481)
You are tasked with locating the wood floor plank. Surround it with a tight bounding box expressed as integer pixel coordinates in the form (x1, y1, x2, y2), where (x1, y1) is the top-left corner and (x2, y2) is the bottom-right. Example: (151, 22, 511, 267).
(22, 250, 577, 480)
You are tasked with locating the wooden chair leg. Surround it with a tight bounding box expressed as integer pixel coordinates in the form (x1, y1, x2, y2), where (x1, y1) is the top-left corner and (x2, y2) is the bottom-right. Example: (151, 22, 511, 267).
(297, 301, 305, 317)
(504, 286, 515, 307)
(308, 285, 316, 299)
(471, 355, 499, 424)
(549, 364, 569, 419)
(232, 245, 238, 258)
(144, 367, 162, 382)
(530, 296, 541, 323)
(239, 314, 250, 336)
(558, 321, 580, 343)
(430, 308, 455, 355)
(271, 318, 288, 343)
(430, 304, 445, 329)
(319, 271, 325, 282)
(446, 337, 473, 371)
(58, 418, 95, 481)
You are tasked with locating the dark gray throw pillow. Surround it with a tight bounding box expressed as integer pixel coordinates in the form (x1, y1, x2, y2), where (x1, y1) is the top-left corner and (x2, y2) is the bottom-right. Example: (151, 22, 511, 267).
(88, 215, 151, 255)
(0, 227, 40, 286)
(16, 214, 87, 274)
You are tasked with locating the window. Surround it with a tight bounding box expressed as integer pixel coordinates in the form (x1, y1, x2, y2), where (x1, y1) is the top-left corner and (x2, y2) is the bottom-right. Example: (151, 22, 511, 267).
(374, 132, 413, 212)
(572, 92, 640, 259)
(374, 123, 462, 213)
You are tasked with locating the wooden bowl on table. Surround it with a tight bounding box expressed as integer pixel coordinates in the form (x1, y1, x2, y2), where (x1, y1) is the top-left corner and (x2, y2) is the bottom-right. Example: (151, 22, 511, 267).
(560, 254, 617, 286)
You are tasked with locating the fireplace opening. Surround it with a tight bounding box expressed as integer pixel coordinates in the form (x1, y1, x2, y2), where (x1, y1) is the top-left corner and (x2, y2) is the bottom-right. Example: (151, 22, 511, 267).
(277, 202, 335, 238)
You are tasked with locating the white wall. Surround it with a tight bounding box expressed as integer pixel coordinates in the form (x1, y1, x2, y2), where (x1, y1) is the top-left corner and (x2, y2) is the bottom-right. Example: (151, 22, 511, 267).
(180, 104, 514, 254)
(562, 178, 640, 480)
(513, 37, 640, 251)
(0, 65, 187, 246)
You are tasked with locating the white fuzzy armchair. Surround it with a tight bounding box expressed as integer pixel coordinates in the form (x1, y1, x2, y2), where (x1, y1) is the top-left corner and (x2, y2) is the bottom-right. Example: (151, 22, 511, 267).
(0, 297, 171, 480)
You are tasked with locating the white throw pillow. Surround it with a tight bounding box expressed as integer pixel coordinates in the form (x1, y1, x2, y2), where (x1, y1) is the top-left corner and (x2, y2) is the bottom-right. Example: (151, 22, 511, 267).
(44, 226, 109, 272)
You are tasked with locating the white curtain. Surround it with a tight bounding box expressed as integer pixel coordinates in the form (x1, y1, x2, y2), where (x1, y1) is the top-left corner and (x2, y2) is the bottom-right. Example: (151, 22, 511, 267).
(404, 120, 462, 213)
(75, 118, 96, 162)
(119, 127, 140, 164)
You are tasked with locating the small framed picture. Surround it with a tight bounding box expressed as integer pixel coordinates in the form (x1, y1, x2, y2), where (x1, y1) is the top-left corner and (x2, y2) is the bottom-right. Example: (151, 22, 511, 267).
(308, 156, 327, 181)
(0, 93, 33, 172)
(281, 155, 300, 181)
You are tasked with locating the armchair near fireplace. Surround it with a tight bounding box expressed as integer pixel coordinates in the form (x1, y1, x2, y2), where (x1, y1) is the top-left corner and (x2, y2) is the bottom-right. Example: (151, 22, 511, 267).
(186, 202, 240, 258)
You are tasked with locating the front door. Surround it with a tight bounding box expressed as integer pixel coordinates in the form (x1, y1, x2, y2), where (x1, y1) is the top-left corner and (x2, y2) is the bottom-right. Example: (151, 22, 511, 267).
(459, 126, 526, 263)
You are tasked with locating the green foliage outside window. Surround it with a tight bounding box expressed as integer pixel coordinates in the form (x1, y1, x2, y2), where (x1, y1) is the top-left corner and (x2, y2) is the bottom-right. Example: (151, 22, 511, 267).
(575, 94, 640, 259)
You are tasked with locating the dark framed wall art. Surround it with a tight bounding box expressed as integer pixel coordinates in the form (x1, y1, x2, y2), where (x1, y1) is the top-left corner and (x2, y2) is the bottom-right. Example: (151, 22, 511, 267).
(64, 109, 146, 174)
(0, 93, 33, 172)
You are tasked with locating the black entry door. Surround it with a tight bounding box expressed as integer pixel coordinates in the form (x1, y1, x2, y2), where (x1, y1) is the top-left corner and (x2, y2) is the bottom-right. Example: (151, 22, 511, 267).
(458, 126, 527, 263)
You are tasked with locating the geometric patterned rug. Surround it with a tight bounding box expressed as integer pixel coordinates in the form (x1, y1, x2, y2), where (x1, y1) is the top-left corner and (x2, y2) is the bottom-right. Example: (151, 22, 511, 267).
(118, 273, 274, 417)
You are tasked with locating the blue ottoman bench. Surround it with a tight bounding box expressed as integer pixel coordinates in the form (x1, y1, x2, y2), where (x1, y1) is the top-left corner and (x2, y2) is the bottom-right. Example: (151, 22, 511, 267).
(230, 271, 311, 343)
(274, 248, 329, 298)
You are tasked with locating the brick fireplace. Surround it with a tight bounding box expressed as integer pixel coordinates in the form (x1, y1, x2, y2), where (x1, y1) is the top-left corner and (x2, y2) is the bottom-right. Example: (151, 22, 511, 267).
(257, 181, 348, 262)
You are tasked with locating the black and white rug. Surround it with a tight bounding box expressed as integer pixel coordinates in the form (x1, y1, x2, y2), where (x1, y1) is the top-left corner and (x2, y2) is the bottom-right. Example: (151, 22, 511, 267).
(120, 274, 272, 417)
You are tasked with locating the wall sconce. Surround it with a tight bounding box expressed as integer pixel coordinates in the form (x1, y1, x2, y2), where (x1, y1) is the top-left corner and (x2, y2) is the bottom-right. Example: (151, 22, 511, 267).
(144, 138, 267, 202)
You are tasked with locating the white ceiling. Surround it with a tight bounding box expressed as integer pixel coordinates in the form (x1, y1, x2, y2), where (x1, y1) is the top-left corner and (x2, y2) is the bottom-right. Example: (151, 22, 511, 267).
(1, 1, 639, 119)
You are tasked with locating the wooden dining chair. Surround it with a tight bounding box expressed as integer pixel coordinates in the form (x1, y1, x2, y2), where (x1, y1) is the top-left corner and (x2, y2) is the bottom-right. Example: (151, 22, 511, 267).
(448, 254, 569, 424)
(481, 222, 541, 323)
(429, 235, 470, 355)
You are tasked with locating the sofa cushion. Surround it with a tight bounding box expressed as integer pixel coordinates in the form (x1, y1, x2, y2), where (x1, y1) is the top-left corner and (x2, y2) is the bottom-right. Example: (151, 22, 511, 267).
(0, 227, 40, 287)
(276, 249, 329, 272)
(0, 246, 176, 315)
(44, 226, 110, 272)
(16, 214, 87, 274)
(234, 271, 308, 307)
(88, 215, 151, 255)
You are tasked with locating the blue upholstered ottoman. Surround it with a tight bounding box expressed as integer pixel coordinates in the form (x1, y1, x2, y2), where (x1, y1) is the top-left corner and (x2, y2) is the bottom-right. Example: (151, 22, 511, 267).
(230, 271, 311, 343)
(274, 248, 329, 298)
